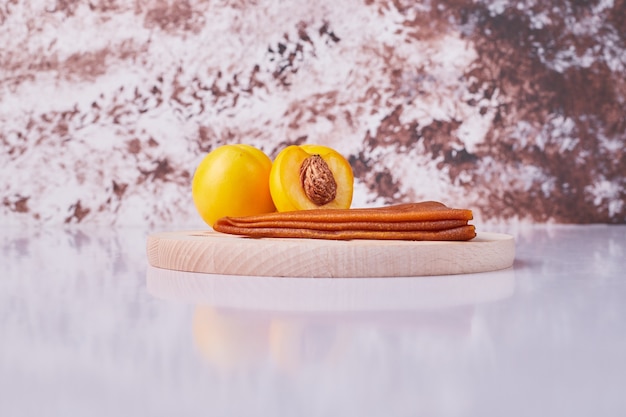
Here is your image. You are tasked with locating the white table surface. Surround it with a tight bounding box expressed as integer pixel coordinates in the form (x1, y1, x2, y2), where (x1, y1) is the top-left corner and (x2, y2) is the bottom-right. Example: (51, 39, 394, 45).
(1, 224, 625, 417)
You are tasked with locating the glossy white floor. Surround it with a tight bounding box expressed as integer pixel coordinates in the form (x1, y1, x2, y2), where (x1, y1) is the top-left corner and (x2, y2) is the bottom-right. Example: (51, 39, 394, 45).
(1, 224, 625, 417)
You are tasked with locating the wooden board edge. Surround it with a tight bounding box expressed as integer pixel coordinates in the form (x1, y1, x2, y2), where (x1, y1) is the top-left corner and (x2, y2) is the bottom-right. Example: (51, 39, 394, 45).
(146, 231, 515, 278)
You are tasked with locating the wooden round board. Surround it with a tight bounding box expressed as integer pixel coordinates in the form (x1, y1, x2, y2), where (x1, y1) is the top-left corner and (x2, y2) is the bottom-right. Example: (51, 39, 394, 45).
(146, 230, 515, 278)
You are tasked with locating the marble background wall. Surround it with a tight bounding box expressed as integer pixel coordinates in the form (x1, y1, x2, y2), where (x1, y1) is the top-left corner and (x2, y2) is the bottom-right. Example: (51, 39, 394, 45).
(1, 0, 624, 227)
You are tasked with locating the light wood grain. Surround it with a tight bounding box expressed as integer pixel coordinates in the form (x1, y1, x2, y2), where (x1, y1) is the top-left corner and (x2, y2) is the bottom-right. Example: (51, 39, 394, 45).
(146, 230, 515, 278)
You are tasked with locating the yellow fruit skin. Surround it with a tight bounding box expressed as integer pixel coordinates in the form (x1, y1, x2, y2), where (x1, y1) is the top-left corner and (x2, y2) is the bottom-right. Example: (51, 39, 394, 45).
(269, 144, 354, 212)
(192, 144, 276, 227)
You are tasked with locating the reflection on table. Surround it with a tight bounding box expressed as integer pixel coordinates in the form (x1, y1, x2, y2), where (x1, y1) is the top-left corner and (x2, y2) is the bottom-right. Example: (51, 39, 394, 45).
(147, 266, 515, 374)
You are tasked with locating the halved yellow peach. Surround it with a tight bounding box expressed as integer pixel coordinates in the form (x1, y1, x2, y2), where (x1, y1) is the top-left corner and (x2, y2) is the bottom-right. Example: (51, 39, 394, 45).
(269, 144, 354, 212)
